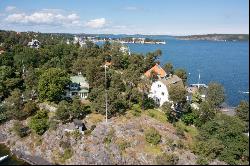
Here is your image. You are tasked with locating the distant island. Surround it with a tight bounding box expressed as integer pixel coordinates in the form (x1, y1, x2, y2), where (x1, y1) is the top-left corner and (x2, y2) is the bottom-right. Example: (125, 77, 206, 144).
(75, 35, 166, 44)
(175, 34, 249, 41)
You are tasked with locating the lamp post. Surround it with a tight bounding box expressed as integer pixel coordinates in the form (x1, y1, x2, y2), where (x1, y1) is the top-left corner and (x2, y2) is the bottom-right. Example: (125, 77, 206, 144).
(104, 63, 108, 123)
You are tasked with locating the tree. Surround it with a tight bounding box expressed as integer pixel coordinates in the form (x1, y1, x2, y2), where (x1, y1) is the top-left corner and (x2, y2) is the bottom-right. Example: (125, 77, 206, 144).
(38, 68, 70, 102)
(55, 100, 71, 123)
(5, 89, 26, 120)
(192, 91, 202, 104)
(198, 101, 216, 124)
(0, 105, 7, 124)
(161, 102, 177, 123)
(23, 101, 38, 117)
(174, 68, 187, 85)
(144, 50, 162, 71)
(71, 98, 90, 120)
(235, 100, 249, 132)
(0, 65, 22, 98)
(142, 96, 156, 110)
(28, 110, 49, 135)
(207, 82, 225, 108)
(196, 114, 248, 165)
(163, 63, 174, 75)
(168, 84, 187, 105)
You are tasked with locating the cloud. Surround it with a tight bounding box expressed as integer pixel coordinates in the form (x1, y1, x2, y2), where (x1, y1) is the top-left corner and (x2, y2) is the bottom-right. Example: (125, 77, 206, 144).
(123, 6, 147, 12)
(5, 10, 81, 26)
(124, 6, 138, 11)
(84, 18, 106, 28)
(5, 6, 16, 12)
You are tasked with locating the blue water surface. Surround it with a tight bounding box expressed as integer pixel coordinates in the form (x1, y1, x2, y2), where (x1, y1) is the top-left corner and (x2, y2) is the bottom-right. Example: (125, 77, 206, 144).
(126, 36, 249, 106)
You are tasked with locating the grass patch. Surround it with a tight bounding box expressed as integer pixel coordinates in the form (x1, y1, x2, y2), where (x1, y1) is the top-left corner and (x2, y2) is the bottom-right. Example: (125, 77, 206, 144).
(145, 127, 161, 145)
(144, 144, 162, 155)
(103, 127, 115, 145)
(155, 153, 179, 165)
(175, 121, 199, 138)
(116, 139, 131, 152)
(71, 129, 82, 141)
(86, 113, 104, 125)
(131, 104, 142, 117)
(53, 148, 73, 164)
(144, 109, 167, 123)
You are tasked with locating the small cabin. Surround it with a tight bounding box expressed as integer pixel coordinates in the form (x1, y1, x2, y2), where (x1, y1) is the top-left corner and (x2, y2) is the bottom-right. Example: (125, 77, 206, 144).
(73, 119, 87, 132)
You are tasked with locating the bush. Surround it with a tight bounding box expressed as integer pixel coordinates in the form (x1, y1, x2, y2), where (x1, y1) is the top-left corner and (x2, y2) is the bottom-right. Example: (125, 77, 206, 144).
(181, 112, 197, 125)
(117, 140, 131, 151)
(132, 104, 142, 117)
(196, 156, 209, 165)
(142, 97, 156, 110)
(155, 153, 179, 165)
(23, 101, 38, 117)
(145, 127, 161, 145)
(28, 110, 49, 135)
(72, 129, 82, 140)
(84, 130, 92, 136)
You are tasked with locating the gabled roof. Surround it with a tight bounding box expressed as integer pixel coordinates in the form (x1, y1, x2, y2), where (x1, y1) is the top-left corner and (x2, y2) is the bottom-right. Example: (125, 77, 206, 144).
(144, 63, 167, 78)
(159, 75, 184, 88)
(70, 75, 87, 84)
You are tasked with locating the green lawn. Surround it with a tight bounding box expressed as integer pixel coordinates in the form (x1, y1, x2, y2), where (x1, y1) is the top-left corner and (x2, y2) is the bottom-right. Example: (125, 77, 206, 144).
(144, 109, 168, 123)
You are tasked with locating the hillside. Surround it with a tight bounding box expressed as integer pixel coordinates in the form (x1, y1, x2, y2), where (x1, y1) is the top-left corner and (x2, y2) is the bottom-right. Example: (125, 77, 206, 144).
(175, 34, 249, 41)
(0, 108, 227, 165)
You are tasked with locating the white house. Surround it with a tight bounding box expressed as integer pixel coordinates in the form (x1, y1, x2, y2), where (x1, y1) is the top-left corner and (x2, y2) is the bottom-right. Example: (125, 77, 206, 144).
(65, 73, 89, 100)
(27, 39, 40, 49)
(120, 45, 131, 55)
(148, 75, 184, 106)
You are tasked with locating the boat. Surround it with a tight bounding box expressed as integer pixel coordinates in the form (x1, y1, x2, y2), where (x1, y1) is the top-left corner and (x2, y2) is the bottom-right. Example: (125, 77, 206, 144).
(239, 91, 249, 94)
(0, 155, 8, 162)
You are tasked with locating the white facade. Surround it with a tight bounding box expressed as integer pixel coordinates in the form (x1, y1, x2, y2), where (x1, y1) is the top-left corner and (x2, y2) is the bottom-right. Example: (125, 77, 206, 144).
(148, 80, 170, 106)
(65, 74, 89, 100)
(27, 39, 40, 49)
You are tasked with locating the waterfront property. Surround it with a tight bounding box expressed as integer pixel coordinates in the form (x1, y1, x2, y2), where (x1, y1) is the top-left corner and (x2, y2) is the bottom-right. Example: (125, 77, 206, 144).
(148, 75, 184, 106)
(144, 64, 184, 106)
(144, 63, 167, 79)
(65, 73, 89, 100)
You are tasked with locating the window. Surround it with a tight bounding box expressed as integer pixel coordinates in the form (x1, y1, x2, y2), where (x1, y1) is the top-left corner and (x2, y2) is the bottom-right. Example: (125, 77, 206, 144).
(162, 92, 164, 96)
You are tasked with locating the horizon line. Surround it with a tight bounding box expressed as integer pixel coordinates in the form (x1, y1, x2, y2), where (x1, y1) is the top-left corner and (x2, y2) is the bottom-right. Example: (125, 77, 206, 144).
(1, 29, 249, 36)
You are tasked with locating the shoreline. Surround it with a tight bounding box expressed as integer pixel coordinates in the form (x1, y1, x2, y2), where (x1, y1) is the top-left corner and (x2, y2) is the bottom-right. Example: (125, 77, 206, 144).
(0, 137, 52, 165)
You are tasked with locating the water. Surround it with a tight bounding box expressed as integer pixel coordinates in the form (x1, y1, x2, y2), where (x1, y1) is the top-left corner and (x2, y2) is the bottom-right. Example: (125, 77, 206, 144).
(99, 35, 249, 106)
(127, 36, 249, 106)
(0, 144, 28, 165)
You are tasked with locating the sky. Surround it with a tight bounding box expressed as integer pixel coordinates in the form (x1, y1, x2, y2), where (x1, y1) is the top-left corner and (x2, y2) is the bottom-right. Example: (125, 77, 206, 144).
(0, 0, 249, 35)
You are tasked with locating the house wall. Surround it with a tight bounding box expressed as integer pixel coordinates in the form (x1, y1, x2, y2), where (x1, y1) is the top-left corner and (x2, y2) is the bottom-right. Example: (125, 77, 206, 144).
(148, 81, 170, 106)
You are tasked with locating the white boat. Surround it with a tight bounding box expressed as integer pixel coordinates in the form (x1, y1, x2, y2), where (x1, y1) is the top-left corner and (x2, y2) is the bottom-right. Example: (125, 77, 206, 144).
(239, 91, 249, 94)
(0, 155, 8, 162)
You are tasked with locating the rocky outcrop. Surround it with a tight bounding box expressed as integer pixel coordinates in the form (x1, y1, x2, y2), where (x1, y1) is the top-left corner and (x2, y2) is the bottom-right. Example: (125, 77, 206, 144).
(0, 114, 226, 165)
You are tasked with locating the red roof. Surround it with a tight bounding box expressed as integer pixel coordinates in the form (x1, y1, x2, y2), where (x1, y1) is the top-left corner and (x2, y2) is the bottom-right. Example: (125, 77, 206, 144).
(144, 64, 166, 78)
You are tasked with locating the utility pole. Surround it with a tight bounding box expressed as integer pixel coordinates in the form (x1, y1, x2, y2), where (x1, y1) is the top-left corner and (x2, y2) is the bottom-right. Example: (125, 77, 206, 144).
(198, 69, 200, 89)
(105, 63, 108, 123)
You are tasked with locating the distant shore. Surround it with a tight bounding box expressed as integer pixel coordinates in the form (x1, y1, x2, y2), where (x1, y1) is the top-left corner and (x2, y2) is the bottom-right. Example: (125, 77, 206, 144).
(175, 34, 249, 42)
